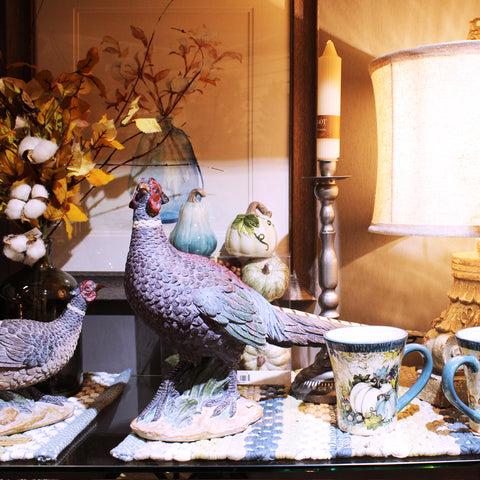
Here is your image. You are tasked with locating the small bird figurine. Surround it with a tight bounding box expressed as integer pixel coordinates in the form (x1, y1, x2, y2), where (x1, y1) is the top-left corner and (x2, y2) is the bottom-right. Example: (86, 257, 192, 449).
(0, 280, 102, 392)
(125, 178, 353, 422)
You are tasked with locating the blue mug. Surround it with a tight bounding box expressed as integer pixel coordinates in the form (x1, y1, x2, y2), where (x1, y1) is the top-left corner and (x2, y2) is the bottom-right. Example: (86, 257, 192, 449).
(442, 327, 480, 432)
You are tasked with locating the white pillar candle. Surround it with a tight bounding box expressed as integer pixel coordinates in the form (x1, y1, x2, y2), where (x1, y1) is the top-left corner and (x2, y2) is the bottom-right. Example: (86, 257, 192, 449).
(317, 40, 342, 161)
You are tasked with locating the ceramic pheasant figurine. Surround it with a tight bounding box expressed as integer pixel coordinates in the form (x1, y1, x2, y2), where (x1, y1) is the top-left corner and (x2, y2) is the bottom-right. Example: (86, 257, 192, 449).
(0, 280, 102, 391)
(125, 178, 353, 426)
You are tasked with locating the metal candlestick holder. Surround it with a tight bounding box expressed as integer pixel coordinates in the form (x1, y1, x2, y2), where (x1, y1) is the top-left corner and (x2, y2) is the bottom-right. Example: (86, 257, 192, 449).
(314, 159, 349, 319)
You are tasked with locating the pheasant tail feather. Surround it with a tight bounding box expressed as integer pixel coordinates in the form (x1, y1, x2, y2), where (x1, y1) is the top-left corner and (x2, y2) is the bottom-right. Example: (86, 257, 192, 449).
(266, 306, 358, 347)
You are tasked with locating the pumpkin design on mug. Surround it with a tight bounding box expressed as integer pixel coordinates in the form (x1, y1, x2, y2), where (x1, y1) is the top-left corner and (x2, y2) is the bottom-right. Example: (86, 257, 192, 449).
(331, 347, 402, 432)
(343, 364, 399, 430)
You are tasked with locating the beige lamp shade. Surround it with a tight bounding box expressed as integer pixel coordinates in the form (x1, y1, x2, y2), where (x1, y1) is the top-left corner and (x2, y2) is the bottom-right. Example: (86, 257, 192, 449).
(369, 41, 480, 237)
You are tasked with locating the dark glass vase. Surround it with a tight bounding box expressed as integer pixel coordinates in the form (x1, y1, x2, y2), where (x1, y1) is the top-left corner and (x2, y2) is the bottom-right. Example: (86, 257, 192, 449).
(0, 240, 82, 396)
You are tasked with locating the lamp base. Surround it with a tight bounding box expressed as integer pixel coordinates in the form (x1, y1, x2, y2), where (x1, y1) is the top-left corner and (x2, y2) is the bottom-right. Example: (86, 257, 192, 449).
(424, 251, 480, 373)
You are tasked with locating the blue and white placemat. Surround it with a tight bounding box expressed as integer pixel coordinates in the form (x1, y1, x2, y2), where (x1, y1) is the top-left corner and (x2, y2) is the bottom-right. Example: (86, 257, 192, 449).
(111, 385, 480, 462)
(0, 370, 130, 462)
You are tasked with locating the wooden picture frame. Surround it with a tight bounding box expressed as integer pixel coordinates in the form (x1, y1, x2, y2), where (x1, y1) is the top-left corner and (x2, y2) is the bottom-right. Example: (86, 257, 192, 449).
(2, 0, 318, 301)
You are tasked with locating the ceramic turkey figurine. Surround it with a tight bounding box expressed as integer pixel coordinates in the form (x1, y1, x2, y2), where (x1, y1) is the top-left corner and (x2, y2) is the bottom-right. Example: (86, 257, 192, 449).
(0, 280, 102, 392)
(125, 178, 355, 442)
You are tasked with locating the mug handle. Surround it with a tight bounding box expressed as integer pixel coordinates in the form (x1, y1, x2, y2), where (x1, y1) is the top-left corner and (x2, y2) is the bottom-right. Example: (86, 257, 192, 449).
(442, 355, 480, 422)
(398, 344, 433, 412)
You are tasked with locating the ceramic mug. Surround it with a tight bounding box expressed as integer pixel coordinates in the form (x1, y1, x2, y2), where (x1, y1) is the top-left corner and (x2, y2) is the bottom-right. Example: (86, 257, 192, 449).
(324, 325, 433, 436)
(442, 327, 480, 432)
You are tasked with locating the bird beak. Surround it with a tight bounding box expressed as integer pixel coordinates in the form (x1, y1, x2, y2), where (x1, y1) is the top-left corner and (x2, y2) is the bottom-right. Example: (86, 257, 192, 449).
(138, 182, 149, 194)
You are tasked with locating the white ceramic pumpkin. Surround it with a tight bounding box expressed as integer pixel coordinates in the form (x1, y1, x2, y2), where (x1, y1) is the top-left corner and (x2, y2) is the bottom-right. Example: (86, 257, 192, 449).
(241, 256, 290, 302)
(224, 201, 277, 257)
(241, 344, 291, 371)
(350, 382, 393, 416)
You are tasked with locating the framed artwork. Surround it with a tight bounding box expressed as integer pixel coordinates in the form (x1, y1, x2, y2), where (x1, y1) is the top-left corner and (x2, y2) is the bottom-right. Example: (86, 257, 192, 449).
(35, 0, 291, 272)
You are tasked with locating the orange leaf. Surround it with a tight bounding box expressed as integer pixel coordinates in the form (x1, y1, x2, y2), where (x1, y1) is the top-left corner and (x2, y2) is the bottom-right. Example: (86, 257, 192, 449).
(102, 35, 118, 45)
(44, 202, 64, 222)
(85, 168, 115, 186)
(130, 25, 148, 47)
(0, 150, 24, 178)
(155, 69, 170, 82)
(77, 47, 100, 74)
(217, 51, 243, 63)
(52, 177, 68, 204)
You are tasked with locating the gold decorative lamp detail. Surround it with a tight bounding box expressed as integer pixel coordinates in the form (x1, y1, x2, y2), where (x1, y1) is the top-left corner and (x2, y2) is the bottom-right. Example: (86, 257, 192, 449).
(369, 39, 480, 373)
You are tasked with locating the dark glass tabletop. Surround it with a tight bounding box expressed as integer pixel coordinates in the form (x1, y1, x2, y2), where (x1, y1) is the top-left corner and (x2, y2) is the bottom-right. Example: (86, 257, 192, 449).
(0, 375, 480, 479)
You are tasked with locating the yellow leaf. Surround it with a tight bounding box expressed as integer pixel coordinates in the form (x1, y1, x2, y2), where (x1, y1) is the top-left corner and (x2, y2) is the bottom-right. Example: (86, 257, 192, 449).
(66, 202, 88, 222)
(67, 144, 94, 177)
(134, 118, 162, 133)
(109, 139, 125, 150)
(85, 168, 115, 186)
(63, 217, 73, 239)
(121, 96, 141, 125)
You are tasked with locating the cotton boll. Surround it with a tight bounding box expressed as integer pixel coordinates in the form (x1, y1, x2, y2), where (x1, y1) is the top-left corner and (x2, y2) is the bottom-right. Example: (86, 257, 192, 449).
(31, 184, 49, 199)
(30, 139, 59, 164)
(23, 198, 47, 219)
(3, 244, 25, 263)
(10, 183, 32, 201)
(3, 234, 28, 253)
(4, 198, 25, 219)
(18, 136, 41, 158)
(24, 238, 46, 266)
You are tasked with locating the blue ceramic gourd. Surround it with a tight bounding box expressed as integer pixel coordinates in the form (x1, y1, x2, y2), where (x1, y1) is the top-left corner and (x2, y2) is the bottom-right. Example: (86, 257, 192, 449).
(169, 188, 217, 257)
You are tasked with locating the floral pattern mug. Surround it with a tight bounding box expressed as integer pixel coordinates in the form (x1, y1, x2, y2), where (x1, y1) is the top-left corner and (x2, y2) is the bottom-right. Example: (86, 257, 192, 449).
(324, 326, 433, 436)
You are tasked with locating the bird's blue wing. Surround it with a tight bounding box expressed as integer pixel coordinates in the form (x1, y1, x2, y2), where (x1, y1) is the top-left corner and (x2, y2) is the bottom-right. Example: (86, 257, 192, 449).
(192, 284, 267, 348)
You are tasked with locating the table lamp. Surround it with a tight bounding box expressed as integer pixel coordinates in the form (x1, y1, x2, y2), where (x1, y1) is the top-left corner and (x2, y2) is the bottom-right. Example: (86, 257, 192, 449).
(369, 39, 480, 373)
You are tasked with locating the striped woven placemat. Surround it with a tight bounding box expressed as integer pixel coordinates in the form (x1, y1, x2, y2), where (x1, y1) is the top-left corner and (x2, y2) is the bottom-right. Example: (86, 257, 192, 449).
(111, 384, 480, 462)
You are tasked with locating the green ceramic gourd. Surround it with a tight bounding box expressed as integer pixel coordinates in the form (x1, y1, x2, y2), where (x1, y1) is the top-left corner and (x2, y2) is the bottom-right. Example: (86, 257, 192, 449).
(169, 188, 217, 257)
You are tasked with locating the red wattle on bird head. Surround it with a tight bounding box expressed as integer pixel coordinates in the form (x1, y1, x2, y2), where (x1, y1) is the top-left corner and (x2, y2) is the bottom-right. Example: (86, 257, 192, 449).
(146, 178, 169, 215)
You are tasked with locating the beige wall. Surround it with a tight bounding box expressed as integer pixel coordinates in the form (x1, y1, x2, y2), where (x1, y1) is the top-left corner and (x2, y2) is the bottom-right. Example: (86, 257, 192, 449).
(317, 1, 480, 332)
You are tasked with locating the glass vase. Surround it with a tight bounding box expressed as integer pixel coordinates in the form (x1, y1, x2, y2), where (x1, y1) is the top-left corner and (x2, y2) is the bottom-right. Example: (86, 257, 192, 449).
(128, 117, 204, 223)
(0, 240, 82, 396)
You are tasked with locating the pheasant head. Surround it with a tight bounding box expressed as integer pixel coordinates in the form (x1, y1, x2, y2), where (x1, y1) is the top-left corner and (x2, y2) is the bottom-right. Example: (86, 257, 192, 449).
(79, 280, 104, 303)
(129, 178, 169, 218)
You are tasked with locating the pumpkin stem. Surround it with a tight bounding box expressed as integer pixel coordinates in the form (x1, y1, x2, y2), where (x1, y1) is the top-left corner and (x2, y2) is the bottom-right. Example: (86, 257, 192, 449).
(246, 201, 272, 217)
(261, 263, 271, 275)
(372, 377, 382, 388)
(187, 188, 206, 203)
